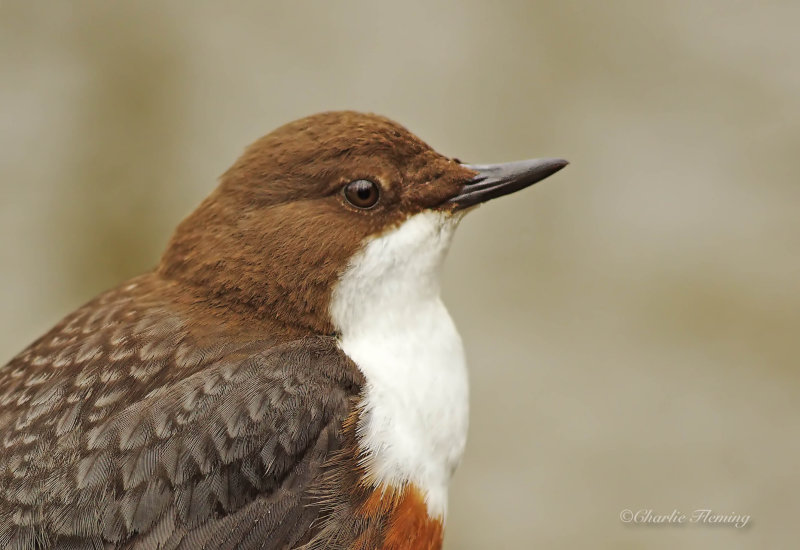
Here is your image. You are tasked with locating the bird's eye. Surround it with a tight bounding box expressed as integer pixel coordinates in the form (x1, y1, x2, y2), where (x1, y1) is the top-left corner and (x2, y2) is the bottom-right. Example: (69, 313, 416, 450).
(343, 179, 380, 209)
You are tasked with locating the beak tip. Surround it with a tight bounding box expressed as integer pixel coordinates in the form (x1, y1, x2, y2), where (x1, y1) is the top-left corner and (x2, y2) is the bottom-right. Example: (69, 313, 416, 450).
(547, 158, 570, 171)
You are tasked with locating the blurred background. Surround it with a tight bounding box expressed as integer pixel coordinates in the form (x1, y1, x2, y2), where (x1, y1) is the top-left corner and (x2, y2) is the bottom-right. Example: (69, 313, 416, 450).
(1, 1, 797, 548)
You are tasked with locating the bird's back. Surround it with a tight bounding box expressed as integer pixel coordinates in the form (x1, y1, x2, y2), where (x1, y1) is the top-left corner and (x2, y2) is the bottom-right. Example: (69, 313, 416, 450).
(0, 273, 375, 549)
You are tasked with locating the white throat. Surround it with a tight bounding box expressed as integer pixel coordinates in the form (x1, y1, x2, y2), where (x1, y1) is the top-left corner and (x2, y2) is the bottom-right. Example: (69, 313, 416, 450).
(329, 210, 469, 519)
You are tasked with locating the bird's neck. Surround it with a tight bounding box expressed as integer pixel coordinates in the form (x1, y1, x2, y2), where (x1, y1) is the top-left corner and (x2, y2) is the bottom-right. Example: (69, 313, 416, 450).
(157, 193, 338, 335)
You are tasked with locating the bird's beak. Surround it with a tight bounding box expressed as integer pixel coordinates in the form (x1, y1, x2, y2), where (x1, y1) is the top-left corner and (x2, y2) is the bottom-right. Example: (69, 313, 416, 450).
(448, 158, 568, 210)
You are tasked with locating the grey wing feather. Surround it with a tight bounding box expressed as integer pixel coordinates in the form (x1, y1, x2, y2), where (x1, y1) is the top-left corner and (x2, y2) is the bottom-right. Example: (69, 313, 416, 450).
(0, 327, 361, 549)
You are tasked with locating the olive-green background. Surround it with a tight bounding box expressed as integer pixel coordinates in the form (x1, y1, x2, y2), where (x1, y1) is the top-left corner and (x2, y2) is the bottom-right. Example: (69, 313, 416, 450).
(1, 2, 797, 548)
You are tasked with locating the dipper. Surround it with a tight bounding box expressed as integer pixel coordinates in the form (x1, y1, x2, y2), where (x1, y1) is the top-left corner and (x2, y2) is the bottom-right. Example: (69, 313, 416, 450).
(0, 111, 567, 549)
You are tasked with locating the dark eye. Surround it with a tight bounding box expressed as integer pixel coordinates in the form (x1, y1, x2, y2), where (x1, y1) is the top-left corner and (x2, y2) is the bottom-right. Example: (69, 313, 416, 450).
(343, 179, 380, 209)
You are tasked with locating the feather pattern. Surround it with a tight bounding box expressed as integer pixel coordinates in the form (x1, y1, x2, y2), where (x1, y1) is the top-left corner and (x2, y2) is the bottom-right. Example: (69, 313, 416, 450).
(0, 275, 365, 549)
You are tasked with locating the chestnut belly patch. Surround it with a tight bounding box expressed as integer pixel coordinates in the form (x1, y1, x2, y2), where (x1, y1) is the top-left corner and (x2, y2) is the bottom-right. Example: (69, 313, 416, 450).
(351, 484, 443, 550)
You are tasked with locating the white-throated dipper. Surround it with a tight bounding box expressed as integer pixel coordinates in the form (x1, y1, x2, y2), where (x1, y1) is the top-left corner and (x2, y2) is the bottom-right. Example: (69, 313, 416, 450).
(0, 111, 567, 549)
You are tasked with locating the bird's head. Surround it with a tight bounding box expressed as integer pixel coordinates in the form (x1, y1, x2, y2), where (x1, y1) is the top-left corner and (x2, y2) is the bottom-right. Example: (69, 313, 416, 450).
(160, 111, 566, 335)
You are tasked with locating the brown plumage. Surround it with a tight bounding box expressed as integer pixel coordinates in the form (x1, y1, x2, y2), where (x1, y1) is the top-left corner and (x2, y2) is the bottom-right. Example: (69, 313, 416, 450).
(160, 112, 472, 335)
(0, 111, 567, 549)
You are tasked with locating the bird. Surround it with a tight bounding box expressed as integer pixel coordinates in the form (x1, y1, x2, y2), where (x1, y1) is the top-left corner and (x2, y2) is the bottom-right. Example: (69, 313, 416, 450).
(0, 111, 567, 549)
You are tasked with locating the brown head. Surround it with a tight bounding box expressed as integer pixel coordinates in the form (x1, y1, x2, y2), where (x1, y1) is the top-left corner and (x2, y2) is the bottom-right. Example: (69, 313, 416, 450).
(159, 111, 566, 334)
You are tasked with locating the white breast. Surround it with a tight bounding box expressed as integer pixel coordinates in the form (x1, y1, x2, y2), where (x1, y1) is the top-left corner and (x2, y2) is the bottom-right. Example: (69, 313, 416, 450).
(329, 210, 469, 520)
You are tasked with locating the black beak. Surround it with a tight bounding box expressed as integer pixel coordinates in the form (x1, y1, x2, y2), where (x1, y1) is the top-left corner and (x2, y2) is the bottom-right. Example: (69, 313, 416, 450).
(449, 158, 568, 209)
